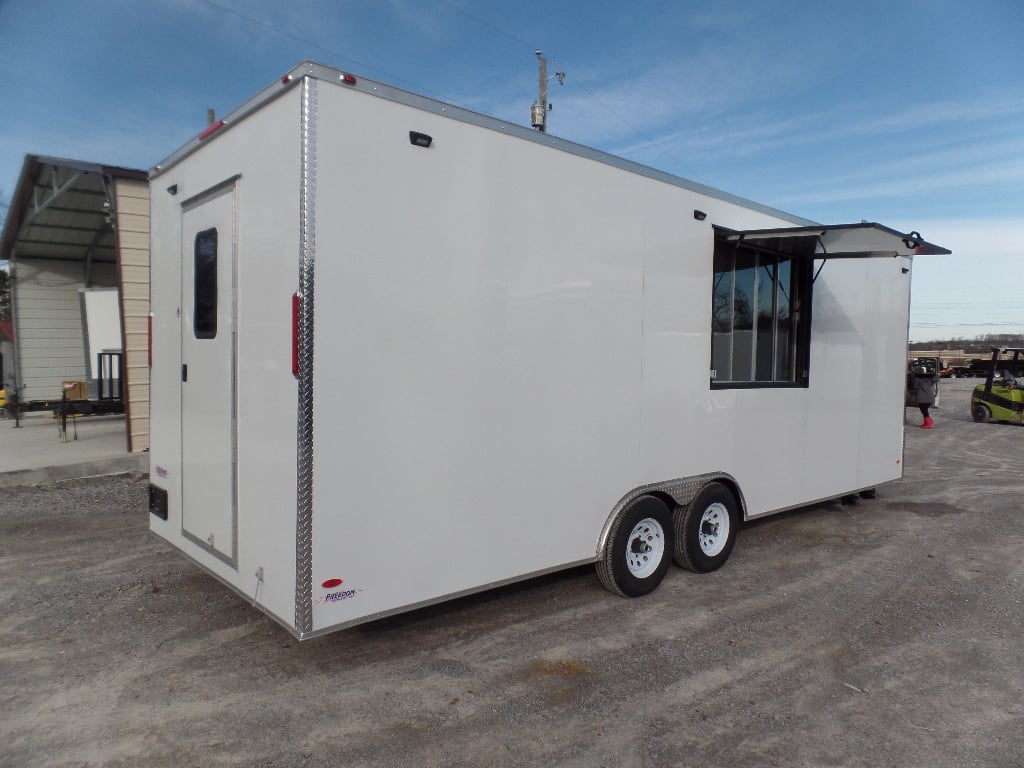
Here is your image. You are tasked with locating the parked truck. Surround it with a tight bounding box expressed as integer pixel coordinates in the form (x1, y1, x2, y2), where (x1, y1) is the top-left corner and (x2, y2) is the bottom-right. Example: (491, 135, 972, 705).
(147, 61, 950, 638)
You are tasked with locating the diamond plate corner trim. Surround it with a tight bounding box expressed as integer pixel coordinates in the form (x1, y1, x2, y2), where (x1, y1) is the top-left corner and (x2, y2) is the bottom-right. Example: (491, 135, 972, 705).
(294, 76, 318, 635)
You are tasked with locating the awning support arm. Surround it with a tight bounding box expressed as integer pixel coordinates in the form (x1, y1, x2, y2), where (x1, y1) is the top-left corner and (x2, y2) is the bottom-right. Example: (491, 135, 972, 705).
(812, 236, 827, 284)
(813, 259, 827, 284)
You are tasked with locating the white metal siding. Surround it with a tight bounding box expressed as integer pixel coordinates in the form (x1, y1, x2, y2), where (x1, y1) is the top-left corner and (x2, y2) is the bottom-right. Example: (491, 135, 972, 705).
(305, 82, 836, 630)
(13, 259, 116, 401)
(148, 86, 303, 627)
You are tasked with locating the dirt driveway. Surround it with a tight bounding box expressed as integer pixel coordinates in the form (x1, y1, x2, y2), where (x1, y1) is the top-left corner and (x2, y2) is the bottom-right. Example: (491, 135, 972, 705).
(1, 379, 1022, 767)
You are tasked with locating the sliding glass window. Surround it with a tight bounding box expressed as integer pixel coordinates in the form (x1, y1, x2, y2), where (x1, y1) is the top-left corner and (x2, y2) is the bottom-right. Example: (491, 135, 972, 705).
(710, 235, 811, 388)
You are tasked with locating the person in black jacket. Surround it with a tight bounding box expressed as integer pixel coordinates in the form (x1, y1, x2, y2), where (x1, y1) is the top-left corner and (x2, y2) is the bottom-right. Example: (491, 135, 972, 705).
(912, 366, 939, 429)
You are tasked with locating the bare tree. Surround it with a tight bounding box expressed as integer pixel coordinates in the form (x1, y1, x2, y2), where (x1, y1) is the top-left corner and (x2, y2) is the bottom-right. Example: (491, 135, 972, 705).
(0, 267, 9, 321)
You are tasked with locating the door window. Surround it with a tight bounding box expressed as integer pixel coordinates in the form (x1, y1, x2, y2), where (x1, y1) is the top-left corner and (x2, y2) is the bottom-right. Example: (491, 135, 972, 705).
(194, 228, 218, 339)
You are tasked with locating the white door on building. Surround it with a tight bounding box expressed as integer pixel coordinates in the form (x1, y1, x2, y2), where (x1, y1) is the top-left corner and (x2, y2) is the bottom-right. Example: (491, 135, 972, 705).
(180, 181, 237, 566)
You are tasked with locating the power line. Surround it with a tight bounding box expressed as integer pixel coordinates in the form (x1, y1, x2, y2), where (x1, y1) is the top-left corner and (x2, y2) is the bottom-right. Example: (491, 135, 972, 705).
(434, 0, 536, 51)
(567, 78, 701, 179)
(435, 2, 701, 178)
(200, 0, 702, 179)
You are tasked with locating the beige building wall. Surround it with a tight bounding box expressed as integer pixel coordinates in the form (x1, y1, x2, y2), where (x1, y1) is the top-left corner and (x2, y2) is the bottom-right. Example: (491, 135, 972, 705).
(114, 178, 151, 452)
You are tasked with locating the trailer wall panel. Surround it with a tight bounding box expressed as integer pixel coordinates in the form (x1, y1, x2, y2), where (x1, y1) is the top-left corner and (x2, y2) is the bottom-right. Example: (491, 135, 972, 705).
(305, 81, 823, 628)
(149, 86, 304, 626)
(309, 89, 647, 620)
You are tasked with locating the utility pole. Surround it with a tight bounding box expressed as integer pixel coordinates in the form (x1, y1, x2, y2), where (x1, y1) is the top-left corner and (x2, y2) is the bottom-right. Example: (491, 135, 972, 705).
(531, 51, 564, 133)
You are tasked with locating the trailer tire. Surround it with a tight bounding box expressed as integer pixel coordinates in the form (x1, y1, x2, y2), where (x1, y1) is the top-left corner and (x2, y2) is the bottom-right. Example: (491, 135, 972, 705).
(674, 482, 738, 573)
(972, 403, 991, 423)
(597, 495, 673, 598)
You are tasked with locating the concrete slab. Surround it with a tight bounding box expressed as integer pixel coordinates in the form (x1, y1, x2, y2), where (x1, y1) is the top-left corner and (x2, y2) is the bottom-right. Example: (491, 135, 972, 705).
(0, 410, 146, 487)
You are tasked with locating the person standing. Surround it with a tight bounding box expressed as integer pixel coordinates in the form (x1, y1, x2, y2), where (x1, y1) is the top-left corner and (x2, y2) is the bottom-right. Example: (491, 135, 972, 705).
(912, 366, 939, 429)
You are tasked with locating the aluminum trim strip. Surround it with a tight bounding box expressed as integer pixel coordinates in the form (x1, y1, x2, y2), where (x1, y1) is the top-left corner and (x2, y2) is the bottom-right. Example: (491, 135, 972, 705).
(179, 174, 242, 211)
(293, 557, 598, 640)
(742, 483, 895, 520)
(294, 76, 318, 635)
(181, 528, 237, 568)
(150, 72, 304, 180)
(229, 183, 239, 566)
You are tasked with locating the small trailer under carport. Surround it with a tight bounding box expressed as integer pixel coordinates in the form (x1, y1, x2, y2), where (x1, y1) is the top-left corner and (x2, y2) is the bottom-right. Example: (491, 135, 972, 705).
(147, 60, 950, 638)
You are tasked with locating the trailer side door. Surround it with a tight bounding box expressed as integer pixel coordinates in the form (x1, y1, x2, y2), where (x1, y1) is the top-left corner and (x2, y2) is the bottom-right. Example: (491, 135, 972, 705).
(180, 180, 238, 566)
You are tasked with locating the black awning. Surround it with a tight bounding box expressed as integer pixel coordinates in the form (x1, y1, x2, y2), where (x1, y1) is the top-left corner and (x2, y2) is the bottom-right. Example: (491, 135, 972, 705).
(715, 222, 951, 258)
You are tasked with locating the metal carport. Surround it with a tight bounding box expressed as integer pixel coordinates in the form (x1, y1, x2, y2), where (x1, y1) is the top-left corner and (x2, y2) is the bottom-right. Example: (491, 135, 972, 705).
(0, 155, 150, 452)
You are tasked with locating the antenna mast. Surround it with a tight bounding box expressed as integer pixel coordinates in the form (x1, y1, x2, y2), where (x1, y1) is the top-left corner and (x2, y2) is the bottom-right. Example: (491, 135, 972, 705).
(531, 51, 565, 133)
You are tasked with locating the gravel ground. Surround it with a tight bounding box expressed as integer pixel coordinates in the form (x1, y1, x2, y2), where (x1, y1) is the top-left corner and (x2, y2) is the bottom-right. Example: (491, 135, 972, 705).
(1, 379, 1022, 767)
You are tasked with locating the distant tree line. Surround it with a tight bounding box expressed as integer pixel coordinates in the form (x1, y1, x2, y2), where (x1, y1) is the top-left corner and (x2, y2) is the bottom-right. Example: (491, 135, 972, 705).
(909, 334, 1024, 353)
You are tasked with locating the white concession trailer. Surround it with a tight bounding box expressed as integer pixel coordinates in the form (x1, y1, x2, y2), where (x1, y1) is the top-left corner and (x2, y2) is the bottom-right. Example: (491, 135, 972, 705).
(148, 61, 949, 639)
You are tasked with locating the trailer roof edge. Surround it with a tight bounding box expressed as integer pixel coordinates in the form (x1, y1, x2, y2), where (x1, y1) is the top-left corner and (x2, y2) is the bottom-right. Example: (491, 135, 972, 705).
(149, 59, 815, 227)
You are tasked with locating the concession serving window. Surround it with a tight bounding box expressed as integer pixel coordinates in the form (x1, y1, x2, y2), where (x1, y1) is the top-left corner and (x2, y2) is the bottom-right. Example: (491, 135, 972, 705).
(710, 223, 950, 389)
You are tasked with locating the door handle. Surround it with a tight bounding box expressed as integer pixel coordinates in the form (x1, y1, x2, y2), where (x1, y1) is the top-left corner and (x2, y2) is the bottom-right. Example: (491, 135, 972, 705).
(182, 364, 188, 382)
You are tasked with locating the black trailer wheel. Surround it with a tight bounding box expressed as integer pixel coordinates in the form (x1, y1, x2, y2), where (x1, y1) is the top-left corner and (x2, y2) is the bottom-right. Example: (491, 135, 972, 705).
(972, 403, 991, 423)
(674, 482, 738, 573)
(597, 495, 673, 598)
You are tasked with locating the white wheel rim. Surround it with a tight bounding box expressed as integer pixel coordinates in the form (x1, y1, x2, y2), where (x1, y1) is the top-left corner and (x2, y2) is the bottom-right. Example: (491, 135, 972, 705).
(625, 517, 665, 579)
(699, 503, 730, 557)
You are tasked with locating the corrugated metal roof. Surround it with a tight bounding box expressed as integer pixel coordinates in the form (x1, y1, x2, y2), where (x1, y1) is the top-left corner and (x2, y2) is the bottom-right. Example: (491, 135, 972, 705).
(0, 155, 147, 265)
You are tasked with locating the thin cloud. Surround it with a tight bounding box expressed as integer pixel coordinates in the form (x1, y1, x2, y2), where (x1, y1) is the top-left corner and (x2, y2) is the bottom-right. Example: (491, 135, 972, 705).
(773, 148, 1024, 207)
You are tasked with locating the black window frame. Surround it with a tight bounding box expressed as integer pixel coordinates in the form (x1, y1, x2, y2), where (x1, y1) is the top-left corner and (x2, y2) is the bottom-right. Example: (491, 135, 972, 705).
(194, 227, 218, 340)
(710, 233, 813, 389)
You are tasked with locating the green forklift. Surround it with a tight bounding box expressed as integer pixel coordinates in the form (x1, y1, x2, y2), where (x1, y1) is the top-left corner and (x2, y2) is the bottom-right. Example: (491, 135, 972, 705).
(970, 347, 1024, 424)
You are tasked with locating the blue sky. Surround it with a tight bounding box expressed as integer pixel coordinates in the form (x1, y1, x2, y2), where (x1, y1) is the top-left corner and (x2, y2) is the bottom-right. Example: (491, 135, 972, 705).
(1, 0, 1021, 342)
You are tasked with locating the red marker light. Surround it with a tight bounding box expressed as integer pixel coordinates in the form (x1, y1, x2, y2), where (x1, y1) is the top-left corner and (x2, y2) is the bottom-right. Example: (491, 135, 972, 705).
(341, 73, 356, 85)
(198, 120, 225, 141)
(281, 75, 292, 84)
(322, 578, 343, 589)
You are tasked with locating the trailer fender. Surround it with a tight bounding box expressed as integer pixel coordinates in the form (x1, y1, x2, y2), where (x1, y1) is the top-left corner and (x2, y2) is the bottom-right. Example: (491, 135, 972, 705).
(596, 472, 747, 561)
